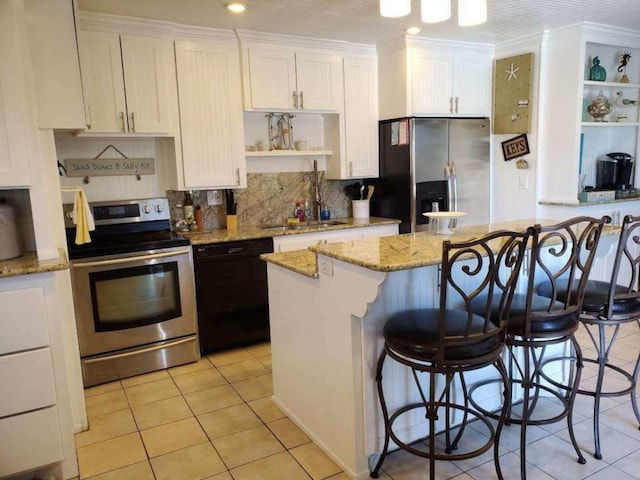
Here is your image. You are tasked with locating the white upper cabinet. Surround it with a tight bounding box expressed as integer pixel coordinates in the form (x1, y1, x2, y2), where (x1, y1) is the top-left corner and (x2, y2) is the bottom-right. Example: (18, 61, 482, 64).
(175, 39, 246, 189)
(79, 30, 172, 134)
(411, 47, 492, 116)
(240, 34, 344, 112)
(340, 53, 379, 179)
(295, 52, 341, 111)
(0, 0, 31, 187)
(378, 37, 494, 120)
(247, 48, 297, 110)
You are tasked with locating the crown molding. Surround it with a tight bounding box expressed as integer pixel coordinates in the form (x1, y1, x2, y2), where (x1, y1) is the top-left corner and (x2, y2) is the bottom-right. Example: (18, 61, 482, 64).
(404, 35, 494, 54)
(235, 29, 348, 52)
(174, 23, 236, 42)
(79, 11, 175, 36)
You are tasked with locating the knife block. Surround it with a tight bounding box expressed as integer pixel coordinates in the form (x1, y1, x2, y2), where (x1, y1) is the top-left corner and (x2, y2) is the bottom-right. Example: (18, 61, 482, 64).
(226, 215, 238, 230)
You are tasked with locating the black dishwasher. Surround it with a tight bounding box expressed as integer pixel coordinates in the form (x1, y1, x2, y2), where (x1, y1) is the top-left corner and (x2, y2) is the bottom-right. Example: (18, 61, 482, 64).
(193, 238, 273, 353)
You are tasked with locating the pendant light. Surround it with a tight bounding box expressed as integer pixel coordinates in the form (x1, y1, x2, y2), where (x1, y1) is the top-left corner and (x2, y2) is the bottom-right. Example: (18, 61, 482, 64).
(458, 0, 487, 26)
(421, 0, 451, 23)
(380, 0, 411, 18)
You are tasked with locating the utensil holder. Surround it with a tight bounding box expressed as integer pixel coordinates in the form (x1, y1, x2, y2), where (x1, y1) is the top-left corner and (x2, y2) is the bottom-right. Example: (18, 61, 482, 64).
(352, 200, 370, 219)
(226, 214, 238, 230)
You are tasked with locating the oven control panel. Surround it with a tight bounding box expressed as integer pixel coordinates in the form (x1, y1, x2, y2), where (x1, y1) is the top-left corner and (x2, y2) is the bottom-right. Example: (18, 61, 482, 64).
(63, 198, 171, 228)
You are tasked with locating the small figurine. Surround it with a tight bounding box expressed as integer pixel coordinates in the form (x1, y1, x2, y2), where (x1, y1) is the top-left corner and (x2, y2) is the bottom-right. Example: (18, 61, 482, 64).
(589, 56, 606, 81)
(618, 51, 632, 83)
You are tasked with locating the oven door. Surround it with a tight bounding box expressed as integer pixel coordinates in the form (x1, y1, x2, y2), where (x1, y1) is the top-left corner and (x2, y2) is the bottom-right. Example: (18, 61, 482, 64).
(70, 246, 196, 357)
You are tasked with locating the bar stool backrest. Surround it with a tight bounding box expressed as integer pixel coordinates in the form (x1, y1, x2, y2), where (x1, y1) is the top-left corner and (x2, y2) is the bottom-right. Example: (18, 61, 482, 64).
(604, 214, 640, 319)
(438, 228, 532, 359)
(524, 216, 610, 338)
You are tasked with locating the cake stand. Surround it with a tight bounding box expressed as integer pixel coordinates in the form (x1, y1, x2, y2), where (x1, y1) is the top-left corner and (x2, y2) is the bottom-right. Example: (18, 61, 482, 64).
(422, 211, 467, 235)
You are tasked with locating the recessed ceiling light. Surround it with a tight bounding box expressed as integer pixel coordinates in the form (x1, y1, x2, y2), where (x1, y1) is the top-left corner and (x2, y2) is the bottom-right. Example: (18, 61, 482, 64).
(406, 27, 422, 35)
(225, 2, 246, 13)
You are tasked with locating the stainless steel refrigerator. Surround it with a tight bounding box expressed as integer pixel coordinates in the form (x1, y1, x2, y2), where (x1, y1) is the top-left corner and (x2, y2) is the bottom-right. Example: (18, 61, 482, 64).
(370, 117, 490, 234)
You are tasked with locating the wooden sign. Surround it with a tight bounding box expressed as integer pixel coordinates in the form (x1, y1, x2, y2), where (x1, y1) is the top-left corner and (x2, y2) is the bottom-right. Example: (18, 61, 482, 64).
(501, 134, 530, 161)
(65, 158, 155, 177)
(493, 53, 533, 134)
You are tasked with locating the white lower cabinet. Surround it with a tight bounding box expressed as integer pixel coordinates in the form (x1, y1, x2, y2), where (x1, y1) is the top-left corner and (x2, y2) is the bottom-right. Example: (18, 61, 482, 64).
(175, 38, 246, 188)
(0, 407, 63, 478)
(0, 275, 76, 479)
(273, 224, 398, 253)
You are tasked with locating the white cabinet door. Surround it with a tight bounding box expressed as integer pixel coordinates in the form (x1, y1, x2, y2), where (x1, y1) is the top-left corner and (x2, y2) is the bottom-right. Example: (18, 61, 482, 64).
(247, 47, 297, 110)
(453, 52, 492, 115)
(411, 47, 492, 116)
(411, 47, 453, 115)
(295, 52, 341, 111)
(78, 30, 127, 133)
(0, 0, 31, 186)
(176, 40, 245, 188)
(120, 34, 172, 133)
(0, 407, 62, 478)
(344, 56, 378, 178)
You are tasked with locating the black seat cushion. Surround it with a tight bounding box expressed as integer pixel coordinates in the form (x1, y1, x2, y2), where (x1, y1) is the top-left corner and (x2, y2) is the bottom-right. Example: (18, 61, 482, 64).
(470, 293, 576, 334)
(537, 279, 640, 315)
(383, 308, 502, 363)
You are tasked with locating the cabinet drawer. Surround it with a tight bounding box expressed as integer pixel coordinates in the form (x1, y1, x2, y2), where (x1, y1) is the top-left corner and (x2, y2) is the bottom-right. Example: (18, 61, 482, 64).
(0, 287, 49, 355)
(0, 406, 62, 478)
(0, 348, 56, 418)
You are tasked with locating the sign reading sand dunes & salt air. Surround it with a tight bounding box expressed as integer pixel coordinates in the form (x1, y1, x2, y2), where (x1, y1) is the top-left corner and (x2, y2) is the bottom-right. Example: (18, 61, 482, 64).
(64, 158, 155, 177)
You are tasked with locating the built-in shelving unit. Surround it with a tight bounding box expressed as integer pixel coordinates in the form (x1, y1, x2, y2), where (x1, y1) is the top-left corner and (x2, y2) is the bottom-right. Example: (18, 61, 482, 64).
(245, 150, 332, 157)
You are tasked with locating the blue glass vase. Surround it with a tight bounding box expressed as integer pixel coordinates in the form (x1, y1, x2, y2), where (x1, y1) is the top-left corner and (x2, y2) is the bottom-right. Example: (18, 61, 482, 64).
(589, 56, 606, 81)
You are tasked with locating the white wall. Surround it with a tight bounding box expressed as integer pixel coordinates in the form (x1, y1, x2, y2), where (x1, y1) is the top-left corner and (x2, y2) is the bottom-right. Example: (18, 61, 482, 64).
(491, 33, 546, 222)
(55, 134, 175, 204)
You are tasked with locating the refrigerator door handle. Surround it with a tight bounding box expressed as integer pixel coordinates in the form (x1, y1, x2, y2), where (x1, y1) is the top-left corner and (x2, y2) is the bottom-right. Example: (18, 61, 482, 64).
(450, 161, 459, 228)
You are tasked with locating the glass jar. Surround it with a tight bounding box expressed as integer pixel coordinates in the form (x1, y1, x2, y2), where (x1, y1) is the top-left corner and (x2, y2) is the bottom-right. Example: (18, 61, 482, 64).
(587, 90, 613, 122)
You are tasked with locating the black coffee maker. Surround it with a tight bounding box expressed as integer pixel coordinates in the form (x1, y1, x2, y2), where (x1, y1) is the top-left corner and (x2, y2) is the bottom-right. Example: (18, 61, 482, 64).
(597, 152, 634, 191)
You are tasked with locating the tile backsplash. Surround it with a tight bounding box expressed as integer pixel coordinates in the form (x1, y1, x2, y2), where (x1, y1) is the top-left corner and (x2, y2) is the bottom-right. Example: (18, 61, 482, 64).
(168, 172, 355, 231)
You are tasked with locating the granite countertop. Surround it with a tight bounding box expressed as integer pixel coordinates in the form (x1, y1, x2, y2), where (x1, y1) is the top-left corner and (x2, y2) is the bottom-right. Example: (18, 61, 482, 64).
(0, 249, 69, 279)
(261, 249, 319, 279)
(262, 218, 619, 276)
(184, 217, 400, 245)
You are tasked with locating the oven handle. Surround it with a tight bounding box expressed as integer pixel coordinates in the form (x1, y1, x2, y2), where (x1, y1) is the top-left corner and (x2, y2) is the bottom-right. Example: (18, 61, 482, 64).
(83, 336, 196, 364)
(72, 248, 191, 268)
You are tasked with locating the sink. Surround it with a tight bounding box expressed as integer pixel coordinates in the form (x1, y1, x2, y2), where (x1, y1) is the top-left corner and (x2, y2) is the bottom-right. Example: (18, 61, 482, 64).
(262, 220, 347, 231)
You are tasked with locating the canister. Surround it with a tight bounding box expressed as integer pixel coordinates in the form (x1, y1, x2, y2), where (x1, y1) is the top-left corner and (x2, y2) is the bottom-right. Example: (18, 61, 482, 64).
(0, 203, 22, 260)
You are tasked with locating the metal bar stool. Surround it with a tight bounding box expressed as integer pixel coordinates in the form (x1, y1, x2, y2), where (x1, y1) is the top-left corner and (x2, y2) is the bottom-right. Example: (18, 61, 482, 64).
(370, 228, 532, 479)
(538, 214, 640, 460)
(468, 216, 609, 479)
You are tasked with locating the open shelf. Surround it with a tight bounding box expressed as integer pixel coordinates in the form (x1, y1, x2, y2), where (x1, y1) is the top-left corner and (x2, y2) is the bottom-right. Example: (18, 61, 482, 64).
(245, 150, 332, 157)
(583, 80, 640, 89)
(581, 121, 640, 127)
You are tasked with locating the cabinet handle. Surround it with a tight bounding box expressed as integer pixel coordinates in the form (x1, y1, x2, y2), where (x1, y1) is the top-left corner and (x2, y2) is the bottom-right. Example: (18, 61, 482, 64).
(86, 105, 92, 130)
(236, 168, 240, 185)
(120, 111, 125, 132)
(300, 91, 304, 109)
(449, 97, 453, 114)
(349, 161, 353, 176)
(455, 97, 459, 114)
(131, 112, 136, 132)
(293, 91, 298, 109)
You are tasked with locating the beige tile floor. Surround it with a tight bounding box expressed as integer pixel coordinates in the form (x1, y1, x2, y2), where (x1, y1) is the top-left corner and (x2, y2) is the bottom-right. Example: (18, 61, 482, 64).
(73, 322, 640, 480)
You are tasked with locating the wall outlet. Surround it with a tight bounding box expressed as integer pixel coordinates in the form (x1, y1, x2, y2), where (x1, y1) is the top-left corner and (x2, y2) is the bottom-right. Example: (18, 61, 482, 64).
(319, 258, 333, 276)
(207, 190, 223, 206)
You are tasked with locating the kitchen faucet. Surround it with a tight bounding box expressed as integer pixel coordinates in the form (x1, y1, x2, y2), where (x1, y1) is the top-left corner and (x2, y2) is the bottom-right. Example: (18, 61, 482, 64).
(313, 159, 322, 221)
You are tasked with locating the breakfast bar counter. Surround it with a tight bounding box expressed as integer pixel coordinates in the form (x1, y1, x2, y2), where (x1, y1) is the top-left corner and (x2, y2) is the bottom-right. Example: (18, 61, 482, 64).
(263, 218, 618, 479)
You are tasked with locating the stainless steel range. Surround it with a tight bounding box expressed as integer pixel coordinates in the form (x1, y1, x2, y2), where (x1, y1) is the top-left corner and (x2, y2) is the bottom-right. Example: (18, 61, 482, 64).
(63, 197, 198, 387)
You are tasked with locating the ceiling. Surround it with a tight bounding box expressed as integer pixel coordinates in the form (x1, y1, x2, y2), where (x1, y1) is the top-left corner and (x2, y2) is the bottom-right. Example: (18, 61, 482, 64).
(78, 0, 640, 44)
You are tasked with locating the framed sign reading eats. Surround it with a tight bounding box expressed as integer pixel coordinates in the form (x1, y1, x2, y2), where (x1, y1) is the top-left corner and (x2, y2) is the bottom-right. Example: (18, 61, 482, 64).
(501, 134, 530, 161)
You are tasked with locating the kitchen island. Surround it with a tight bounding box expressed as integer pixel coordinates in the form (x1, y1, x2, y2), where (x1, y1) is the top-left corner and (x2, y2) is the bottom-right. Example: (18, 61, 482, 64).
(261, 218, 618, 479)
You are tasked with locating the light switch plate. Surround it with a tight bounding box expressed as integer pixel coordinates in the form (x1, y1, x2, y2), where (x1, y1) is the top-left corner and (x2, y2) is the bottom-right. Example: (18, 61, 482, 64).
(207, 190, 223, 206)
